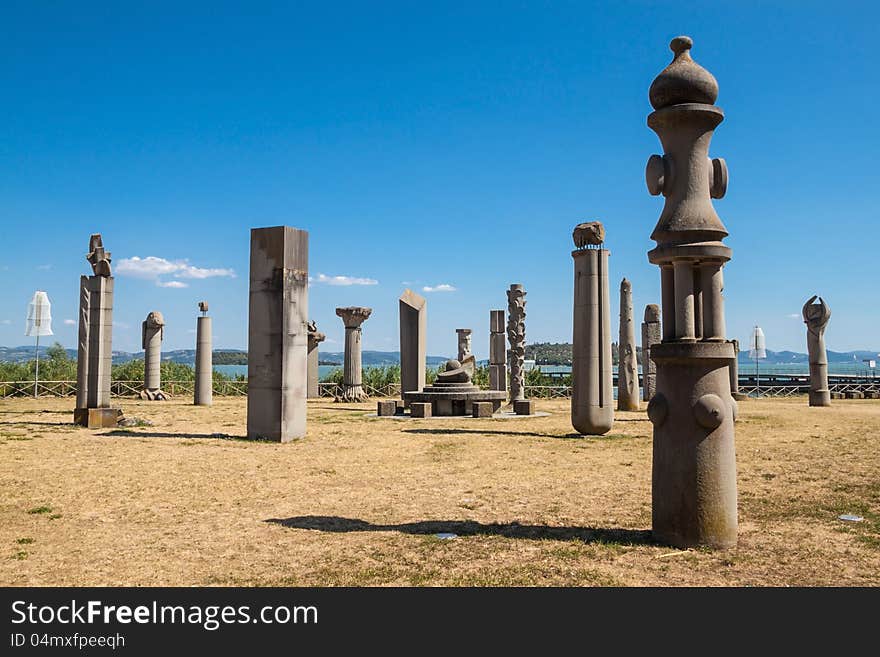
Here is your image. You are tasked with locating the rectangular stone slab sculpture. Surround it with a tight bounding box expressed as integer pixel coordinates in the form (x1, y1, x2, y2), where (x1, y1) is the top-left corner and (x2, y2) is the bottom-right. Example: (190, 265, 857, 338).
(489, 310, 507, 392)
(246, 226, 309, 442)
(399, 289, 427, 398)
(641, 304, 661, 402)
(74, 234, 118, 427)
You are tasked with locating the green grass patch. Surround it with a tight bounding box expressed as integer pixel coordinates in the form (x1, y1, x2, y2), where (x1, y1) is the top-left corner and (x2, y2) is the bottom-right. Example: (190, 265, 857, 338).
(27, 505, 52, 515)
(16, 538, 34, 545)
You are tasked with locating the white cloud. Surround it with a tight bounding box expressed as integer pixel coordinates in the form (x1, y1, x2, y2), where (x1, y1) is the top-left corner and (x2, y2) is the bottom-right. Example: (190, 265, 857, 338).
(116, 256, 235, 288)
(423, 283, 457, 293)
(309, 273, 378, 286)
(63, 319, 76, 326)
(0, 319, 11, 325)
(113, 321, 130, 330)
(786, 313, 800, 319)
(37, 264, 52, 270)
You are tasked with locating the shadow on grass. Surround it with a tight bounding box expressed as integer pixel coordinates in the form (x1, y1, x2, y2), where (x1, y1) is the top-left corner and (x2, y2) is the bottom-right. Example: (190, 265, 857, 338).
(0, 420, 75, 427)
(267, 515, 654, 545)
(104, 429, 250, 441)
(402, 428, 618, 440)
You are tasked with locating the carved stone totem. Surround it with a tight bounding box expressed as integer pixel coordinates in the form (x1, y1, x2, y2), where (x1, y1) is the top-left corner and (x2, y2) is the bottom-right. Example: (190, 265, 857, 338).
(336, 306, 372, 402)
(307, 320, 325, 399)
(247, 226, 309, 442)
(399, 289, 427, 398)
(456, 328, 472, 362)
(140, 311, 169, 400)
(571, 221, 613, 435)
(489, 310, 507, 392)
(803, 295, 831, 407)
(74, 234, 120, 428)
(641, 304, 661, 402)
(617, 278, 640, 411)
(645, 36, 737, 549)
(194, 301, 212, 406)
(506, 285, 527, 402)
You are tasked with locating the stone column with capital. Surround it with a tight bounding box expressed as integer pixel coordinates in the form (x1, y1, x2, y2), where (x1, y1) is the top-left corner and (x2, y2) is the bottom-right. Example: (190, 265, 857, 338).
(140, 311, 169, 400)
(336, 306, 372, 402)
(194, 301, 212, 406)
(307, 320, 326, 399)
(803, 295, 831, 407)
(644, 36, 737, 549)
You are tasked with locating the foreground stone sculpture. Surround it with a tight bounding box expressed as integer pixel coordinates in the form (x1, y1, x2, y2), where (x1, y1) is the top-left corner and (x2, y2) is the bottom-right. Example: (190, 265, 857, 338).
(194, 301, 212, 406)
(399, 290, 427, 399)
(74, 234, 120, 427)
(571, 221, 614, 435)
(641, 304, 661, 401)
(140, 311, 169, 400)
(307, 320, 325, 399)
(507, 284, 527, 402)
(336, 306, 372, 402)
(645, 36, 737, 548)
(489, 310, 507, 392)
(803, 295, 831, 407)
(617, 278, 640, 411)
(247, 226, 309, 442)
(403, 359, 505, 416)
(456, 328, 472, 362)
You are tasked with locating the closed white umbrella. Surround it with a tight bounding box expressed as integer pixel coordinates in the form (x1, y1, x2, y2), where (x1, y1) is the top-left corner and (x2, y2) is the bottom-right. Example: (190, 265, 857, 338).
(25, 291, 53, 397)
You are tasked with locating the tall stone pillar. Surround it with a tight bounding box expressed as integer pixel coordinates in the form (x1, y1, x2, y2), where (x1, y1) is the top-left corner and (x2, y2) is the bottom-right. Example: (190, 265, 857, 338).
(506, 284, 527, 402)
(803, 295, 831, 407)
(336, 306, 372, 402)
(307, 320, 326, 399)
(140, 311, 168, 400)
(617, 278, 640, 411)
(399, 290, 427, 396)
(74, 234, 119, 427)
(489, 310, 507, 392)
(194, 301, 212, 406)
(641, 304, 661, 402)
(645, 36, 737, 549)
(247, 226, 309, 442)
(456, 329, 472, 362)
(571, 221, 614, 435)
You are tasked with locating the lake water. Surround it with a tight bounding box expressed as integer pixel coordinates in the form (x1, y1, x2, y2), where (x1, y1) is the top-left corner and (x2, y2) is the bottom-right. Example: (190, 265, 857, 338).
(214, 364, 340, 379)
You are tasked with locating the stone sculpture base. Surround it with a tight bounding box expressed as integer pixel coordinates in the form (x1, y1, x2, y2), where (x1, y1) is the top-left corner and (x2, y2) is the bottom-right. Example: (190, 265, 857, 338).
(514, 400, 535, 416)
(74, 407, 122, 429)
(808, 390, 831, 407)
(411, 402, 432, 418)
(139, 389, 171, 401)
(403, 382, 506, 417)
(650, 341, 737, 549)
(377, 400, 397, 416)
(339, 385, 367, 403)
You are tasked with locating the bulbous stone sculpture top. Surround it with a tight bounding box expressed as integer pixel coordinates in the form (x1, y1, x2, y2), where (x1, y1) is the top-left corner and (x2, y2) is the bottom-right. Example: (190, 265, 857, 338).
(645, 304, 661, 322)
(572, 221, 605, 249)
(335, 306, 372, 328)
(145, 311, 165, 329)
(649, 36, 719, 110)
(802, 296, 831, 334)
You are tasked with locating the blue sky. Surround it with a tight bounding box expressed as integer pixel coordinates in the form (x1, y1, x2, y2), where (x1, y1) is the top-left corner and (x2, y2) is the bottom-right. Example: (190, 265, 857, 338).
(1, 1, 877, 357)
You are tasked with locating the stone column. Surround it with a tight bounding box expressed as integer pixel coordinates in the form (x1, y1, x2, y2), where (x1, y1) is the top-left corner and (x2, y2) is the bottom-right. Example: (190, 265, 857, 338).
(336, 306, 372, 402)
(194, 302, 212, 406)
(307, 320, 326, 399)
(399, 290, 427, 396)
(728, 338, 745, 402)
(803, 295, 831, 407)
(456, 328, 472, 362)
(641, 304, 661, 402)
(617, 278, 640, 411)
(74, 234, 118, 427)
(571, 222, 614, 435)
(141, 311, 167, 400)
(247, 226, 309, 442)
(645, 36, 737, 549)
(489, 310, 506, 391)
(506, 284, 527, 402)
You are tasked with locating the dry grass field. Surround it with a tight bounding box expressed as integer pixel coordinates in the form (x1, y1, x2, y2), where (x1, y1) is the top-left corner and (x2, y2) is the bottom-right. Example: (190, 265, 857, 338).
(1, 395, 878, 586)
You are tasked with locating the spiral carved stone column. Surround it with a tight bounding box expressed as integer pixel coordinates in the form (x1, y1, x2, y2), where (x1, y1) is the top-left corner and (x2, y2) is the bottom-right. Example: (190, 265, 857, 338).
(336, 306, 372, 402)
(645, 36, 737, 549)
(506, 285, 526, 402)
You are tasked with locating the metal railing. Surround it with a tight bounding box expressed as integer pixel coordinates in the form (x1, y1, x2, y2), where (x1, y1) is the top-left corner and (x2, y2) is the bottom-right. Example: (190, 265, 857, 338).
(0, 380, 248, 399)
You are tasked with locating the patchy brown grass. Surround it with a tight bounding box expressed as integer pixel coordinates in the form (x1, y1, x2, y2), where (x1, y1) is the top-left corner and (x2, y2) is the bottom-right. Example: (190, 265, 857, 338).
(0, 395, 878, 586)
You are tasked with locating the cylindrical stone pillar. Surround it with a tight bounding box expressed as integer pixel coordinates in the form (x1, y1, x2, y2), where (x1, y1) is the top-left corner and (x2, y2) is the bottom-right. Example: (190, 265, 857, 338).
(141, 311, 166, 400)
(506, 285, 527, 402)
(571, 243, 614, 435)
(307, 321, 326, 399)
(75, 276, 90, 410)
(336, 307, 372, 403)
(672, 261, 695, 341)
(618, 278, 640, 411)
(701, 262, 725, 340)
(660, 265, 675, 341)
(194, 314, 212, 406)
